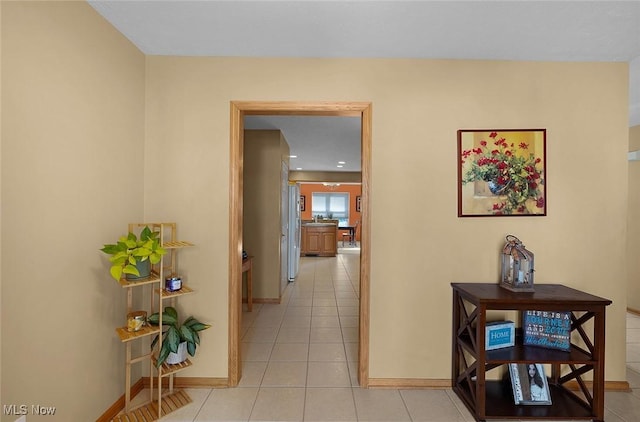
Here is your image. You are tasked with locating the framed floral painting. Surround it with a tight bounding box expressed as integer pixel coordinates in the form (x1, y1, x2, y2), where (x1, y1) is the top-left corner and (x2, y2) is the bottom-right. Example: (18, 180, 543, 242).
(458, 129, 546, 217)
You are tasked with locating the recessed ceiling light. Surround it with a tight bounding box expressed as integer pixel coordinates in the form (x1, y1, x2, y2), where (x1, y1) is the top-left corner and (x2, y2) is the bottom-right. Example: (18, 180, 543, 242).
(296, 167, 302, 170)
(337, 165, 344, 168)
(338, 161, 346, 164)
(289, 155, 297, 158)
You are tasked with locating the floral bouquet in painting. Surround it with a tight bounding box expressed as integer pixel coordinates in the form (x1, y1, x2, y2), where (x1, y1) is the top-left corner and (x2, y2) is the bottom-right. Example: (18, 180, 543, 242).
(459, 131, 545, 215)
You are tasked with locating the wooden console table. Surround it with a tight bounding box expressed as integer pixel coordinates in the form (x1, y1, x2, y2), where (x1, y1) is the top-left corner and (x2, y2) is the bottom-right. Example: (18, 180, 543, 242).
(451, 283, 611, 422)
(242, 256, 253, 312)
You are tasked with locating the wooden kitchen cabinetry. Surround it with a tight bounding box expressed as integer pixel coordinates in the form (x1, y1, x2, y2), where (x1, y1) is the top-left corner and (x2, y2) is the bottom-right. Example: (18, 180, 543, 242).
(451, 283, 611, 422)
(300, 223, 337, 256)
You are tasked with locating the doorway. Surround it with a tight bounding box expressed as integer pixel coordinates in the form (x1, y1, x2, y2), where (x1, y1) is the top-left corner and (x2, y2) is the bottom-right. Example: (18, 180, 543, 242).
(229, 101, 372, 387)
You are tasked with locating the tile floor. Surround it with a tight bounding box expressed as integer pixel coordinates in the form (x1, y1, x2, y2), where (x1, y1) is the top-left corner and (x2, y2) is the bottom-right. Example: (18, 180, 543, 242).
(130, 255, 640, 421)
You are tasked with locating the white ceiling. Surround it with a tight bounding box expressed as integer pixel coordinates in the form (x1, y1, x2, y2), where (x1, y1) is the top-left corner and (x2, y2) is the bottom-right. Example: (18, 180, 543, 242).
(88, 0, 640, 172)
(245, 116, 362, 172)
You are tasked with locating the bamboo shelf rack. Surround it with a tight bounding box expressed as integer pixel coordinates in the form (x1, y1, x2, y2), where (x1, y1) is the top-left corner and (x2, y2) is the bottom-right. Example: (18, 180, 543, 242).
(112, 223, 195, 422)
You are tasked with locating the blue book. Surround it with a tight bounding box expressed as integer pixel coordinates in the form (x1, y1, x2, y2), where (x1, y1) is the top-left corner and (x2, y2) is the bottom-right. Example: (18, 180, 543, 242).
(485, 321, 515, 350)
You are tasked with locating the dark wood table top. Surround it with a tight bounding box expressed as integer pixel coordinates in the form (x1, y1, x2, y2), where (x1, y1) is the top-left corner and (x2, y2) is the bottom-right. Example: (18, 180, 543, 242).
(451, 283, 612, 308)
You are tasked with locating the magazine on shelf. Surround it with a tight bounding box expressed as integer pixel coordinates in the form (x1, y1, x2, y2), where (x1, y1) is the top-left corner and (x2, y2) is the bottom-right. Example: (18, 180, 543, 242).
(508, 363, 552, 405)
(523, 310, 571, 351)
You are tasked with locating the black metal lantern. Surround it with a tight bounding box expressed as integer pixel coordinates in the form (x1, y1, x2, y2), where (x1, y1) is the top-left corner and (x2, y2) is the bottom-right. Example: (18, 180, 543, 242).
(500, 235, 534, 292)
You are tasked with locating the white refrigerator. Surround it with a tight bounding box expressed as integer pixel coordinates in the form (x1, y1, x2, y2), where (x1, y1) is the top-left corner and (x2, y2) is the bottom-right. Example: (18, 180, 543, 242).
(287, 184, 301, 281)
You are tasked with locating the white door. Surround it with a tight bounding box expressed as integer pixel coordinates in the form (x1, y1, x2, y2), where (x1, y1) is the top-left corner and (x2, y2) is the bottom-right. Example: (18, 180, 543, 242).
(280, 161, 289, 295)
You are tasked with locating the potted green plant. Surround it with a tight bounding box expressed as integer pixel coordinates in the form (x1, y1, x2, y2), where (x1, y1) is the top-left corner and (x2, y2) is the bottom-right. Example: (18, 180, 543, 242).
(148, 306, 211, 367)
(100, 226, 167, 281)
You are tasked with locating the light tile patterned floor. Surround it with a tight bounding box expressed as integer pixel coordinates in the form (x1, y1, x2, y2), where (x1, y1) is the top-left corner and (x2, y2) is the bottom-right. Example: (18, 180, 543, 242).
(135, 255, 640, 421)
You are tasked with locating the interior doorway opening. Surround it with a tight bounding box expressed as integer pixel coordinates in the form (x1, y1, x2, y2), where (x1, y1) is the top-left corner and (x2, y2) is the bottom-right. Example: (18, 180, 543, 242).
(229, 101, 372, 387)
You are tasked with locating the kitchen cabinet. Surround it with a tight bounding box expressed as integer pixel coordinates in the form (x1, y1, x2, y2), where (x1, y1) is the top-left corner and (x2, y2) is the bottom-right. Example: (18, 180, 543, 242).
(300, 223, 337, 256)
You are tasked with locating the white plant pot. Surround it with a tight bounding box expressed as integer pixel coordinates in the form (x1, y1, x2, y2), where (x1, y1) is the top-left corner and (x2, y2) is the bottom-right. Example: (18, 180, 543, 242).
(166, 341, 188, 365)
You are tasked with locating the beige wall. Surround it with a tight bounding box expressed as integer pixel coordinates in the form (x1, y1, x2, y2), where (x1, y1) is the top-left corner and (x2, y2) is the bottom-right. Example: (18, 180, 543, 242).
(0, 2, 632, 418)
(1, 2, 145, 420)
(629, 125, 640, 310)
(243, 130, 290, 300)
(145, 56, 629, 381)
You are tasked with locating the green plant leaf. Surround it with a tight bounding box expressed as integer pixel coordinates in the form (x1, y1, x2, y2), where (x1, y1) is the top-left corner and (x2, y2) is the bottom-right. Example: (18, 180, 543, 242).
(101, 244, 120, 254)
(150, 334, 159, 350)
(187, 341, 196, 357)
(156, 345, 170, 367)
(133, 247, 152, 258)
(165, 307, 178, 319)
(161, 313, 177, 325)
(192, 329, 200, 345)
(140, 226, 152, 241)
(189, 322, 211, 332)
(122, 264, 140, 276)
(183, 317, 196, 327)
(179, 325, 196, 343)
(165, 326, 180, 353)
(148, 312, 177, 326)
(110, 266, 123, 281)
(110, 252, 128, 264)
(149, 250, 165, 264)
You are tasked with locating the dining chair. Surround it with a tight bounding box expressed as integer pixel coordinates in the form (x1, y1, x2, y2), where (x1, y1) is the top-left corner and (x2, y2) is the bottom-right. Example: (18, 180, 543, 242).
(341, 220, 359, 246)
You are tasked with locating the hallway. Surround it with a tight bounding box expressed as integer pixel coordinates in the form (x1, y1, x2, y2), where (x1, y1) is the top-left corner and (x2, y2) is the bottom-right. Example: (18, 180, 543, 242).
(154, 252, 481, 421)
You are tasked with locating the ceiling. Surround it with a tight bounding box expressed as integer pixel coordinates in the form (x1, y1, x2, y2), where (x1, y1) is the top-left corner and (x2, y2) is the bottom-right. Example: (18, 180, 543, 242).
(88, 0, 640, 172)
(244, 116, 361, 173)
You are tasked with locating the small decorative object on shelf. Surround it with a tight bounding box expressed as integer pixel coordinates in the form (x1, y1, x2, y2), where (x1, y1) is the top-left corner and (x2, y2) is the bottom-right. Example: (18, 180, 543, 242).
(126, 311, 147, 332)
(508, 363, 552, 405)
(523, 310, 571, 351)
(485, 321, 515, 350)
(165, 275, 182, 292)
(500, 234, 534, 292)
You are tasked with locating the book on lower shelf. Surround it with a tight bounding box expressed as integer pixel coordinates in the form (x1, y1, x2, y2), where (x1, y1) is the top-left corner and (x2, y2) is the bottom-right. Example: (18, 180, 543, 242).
(508, 363, 552, 405)
(485, 320, 515, 350)
(523, 310, 571, 351)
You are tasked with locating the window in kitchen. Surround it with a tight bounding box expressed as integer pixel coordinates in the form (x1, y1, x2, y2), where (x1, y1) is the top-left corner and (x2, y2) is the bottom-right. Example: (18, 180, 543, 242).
(311, 192, 349, 226)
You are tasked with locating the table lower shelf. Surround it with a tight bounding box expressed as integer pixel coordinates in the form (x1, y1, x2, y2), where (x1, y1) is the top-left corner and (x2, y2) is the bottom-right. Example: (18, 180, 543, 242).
(454, 380, 595, 421)
(111, 389, 192, 422)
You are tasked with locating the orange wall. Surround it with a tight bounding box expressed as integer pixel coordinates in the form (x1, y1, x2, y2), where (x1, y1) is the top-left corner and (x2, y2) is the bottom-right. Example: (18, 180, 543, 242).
(299, 183, 362, 240)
